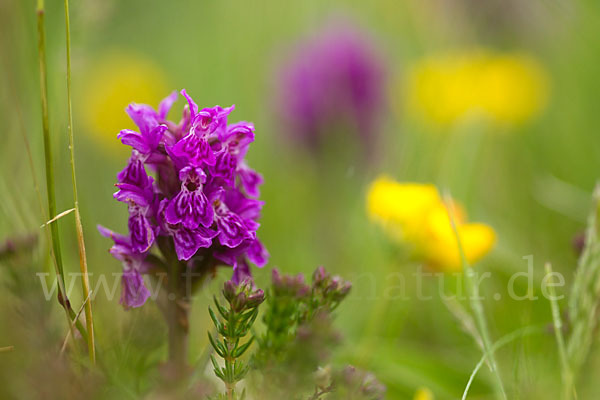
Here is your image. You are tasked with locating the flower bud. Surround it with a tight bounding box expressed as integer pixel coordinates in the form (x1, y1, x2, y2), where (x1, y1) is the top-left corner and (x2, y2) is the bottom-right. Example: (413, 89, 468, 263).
(313, 266, 330, 288)
(232, 291, 248, 312)
(223, 280, 237, 302)
(238, 277, 254, 293)
(246, 288, 265, 308)
(272, 268, 283, 287)
(325, 275, 352, 301)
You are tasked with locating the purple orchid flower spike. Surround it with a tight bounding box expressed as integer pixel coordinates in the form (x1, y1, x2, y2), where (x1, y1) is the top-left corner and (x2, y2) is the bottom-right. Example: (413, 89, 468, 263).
(165, 166, 213, 229)
(100, 89, 268, 309)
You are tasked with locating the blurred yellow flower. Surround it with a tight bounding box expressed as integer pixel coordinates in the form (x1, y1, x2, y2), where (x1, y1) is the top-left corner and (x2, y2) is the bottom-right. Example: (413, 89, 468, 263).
(414, 387, 434, 400)
(367, 175, 496, 271)
(79, 50, 169, 152)
(367, 176, 440, 243)
(404, 49, 549, 127)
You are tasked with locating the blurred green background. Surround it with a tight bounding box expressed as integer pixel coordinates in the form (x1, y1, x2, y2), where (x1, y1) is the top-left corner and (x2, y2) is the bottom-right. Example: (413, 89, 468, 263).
(2, 0, 600, 399)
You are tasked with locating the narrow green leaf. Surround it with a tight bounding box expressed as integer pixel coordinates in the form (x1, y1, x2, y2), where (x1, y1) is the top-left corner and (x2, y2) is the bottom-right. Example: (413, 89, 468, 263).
(208, 306, 223, 332)
(208, 332, 226, 358)
(235, 363, 250, 381)
(214, 296, 229, 319)
(210, 355, 224, 380)
(234, 337, 255, 358)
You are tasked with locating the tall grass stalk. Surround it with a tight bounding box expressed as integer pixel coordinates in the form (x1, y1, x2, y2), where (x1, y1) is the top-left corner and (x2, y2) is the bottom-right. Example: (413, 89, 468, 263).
(567, 185, 600, 384)
(36, 0, 78, 338)
(544, 263, 574, 400)
(444, 192, 507, 400)
(63, 0, 96, 364)
(462, 325, 543, 400)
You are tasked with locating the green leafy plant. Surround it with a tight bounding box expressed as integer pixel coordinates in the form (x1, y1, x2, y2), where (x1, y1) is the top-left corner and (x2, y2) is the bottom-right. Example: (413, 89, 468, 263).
(209, 279, 265, 400)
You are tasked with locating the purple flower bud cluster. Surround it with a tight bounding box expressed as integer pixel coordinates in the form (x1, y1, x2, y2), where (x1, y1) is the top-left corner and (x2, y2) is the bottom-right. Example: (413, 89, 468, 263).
(271, 268, 310, 298)
(312, 266, 352, 305)
(223, 278, 266, 313)
(99, 90, 268, 309)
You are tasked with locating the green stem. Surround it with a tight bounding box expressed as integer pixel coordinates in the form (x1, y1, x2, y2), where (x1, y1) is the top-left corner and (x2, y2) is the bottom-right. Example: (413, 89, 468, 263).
(36, 0, 86, 343)
(167, 259, 189, 376)
(225, 308, 237, 399)
(545, 263, 575, 400)
(444, 193, 507, 400)
(63, 0, 95, 365)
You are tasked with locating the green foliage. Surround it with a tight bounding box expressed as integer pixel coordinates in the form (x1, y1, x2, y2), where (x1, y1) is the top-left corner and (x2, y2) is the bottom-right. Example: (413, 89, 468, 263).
(209, 279, 265, 400)
(249, 267, 358, 399)
(253, 267, 351, 369)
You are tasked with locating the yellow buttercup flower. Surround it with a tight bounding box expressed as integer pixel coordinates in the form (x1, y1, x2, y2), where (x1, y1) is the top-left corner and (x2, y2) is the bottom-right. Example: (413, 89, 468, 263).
(367, 175, 496, 271)
(367, 176, 440, 243)
(414, 387, 434, 400)
(404, 49, 549, 127)
(79, 50, 169, 152)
